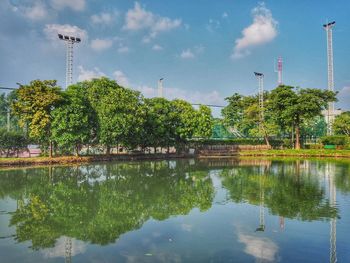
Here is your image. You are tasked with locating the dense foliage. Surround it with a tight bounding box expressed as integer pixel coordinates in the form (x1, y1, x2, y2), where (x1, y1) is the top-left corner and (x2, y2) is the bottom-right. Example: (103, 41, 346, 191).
(333, 111, 350, 136)
(320, 135, 349, 146)
(222, 85, 337, 149)
(0, 129, 27, 157)
(10, 78, 213, 156)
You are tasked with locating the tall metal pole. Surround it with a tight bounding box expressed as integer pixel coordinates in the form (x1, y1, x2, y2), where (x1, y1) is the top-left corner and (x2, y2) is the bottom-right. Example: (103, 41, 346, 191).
(7, 109, 10, 132)
(254, 72, 264, 129)
(158, 78, 164, 98)
(58, 34, 81, 89)
(66, 41, 74, 88)
(326, 163, 337, 263)
(277, 57, 283, 86)
(323, 21, 336, 135)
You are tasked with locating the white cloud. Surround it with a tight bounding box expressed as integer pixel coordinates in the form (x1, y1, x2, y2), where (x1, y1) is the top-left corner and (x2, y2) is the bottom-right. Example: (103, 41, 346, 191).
(42, 237, 86, 258)
(77, 66, 105, 82)
(232, 2, 278, 59)
(90, 38, 113, 51)
(117, 44, 129, 54)
(51, 0, 85, 11)
(23, 1, 48, 20)
(180, 49, 195, 59)
(44, 24, 87, 41)
(152, 44, 163, 51)
(239, 233, 278, 262)
(222, 12, 229, 19)
(135, 85, 224, 106)
(180, 46, 204, 59)
(91, 12, 118, 26)
(123, 2, 181, 40)
(206, 19, 220, 32)
(113, 70, 130, 87)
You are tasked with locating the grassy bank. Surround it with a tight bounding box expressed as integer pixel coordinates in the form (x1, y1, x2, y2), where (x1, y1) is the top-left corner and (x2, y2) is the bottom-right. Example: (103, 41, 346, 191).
(239, 149, 350, 158)
(0, 153, 192, 167)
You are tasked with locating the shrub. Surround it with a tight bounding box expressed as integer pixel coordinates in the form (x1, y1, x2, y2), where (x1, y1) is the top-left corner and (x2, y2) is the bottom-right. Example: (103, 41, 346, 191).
(190, 138, 283, 147)
(304, 144, 323, 149)
(320, 135, 349, 146)
(0, 129, 28, 157)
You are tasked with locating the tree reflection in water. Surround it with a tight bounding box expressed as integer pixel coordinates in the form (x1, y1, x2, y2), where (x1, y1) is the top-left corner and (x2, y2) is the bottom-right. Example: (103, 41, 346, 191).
(0, 158, 349, 260)
(2, 161, 214, 249)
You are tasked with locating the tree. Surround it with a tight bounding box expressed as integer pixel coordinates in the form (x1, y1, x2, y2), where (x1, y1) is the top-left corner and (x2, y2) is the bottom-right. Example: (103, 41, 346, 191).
(0, 129, 27, 157)
(87, 77, 143, 153)
(269, 86, 337, 149)
(333, 112, 350, 136)
(222, 93, 244, 130)
(222, 93, 277, 145)
(11, 80, 63, 157)
(51, 83, 97, 156)
(194, 105, 213, 139)
(171, 99, 198, 151)
(141, 97, 177, 151)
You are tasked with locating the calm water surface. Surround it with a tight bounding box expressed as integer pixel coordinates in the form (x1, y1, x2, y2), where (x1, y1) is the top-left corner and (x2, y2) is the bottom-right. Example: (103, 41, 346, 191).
(0, 158, 349, 263)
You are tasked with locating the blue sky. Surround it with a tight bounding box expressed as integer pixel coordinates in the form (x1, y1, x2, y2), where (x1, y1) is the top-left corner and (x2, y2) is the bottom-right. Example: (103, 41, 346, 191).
(1, 0, 349, 116)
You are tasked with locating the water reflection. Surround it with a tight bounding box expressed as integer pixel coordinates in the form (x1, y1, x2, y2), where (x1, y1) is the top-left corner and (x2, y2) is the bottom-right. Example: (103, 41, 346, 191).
(0, 159, 349, 262)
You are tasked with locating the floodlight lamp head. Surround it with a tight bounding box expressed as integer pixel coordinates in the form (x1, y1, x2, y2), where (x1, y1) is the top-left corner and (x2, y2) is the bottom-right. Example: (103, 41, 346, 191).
(254, 72, 263, 77)
(323, 21, 336, 28)
(159, 78, 164, 81)
(58, 34, 63, 39)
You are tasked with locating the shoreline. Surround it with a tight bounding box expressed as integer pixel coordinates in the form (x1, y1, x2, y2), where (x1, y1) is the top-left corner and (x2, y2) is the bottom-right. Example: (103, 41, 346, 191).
(1, 149, 350, 168)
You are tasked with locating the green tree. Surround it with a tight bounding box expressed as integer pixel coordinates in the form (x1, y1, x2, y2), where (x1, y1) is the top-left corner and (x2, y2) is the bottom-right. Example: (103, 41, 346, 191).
(51, 83, 97, 156)
(222, 93, 244, 130)
(195, 105, 213, 138)
(142, 97, 177, 151)
(333, 111, 350, 136)
(269, 86, 337, 149)
(172, 99, 198, 151)
(87, 77, 143, 153)
(0, 129, 27, 157)
(11, 80, 63, 157)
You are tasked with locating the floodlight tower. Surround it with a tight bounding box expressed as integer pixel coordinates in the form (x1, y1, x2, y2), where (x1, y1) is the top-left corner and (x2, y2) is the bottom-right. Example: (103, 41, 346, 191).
(58, 34, 81, 88)
(254, 72, 264, 126)
(276, 57, 283, 86)
(158, 78, 164, 98)
(323, 21, 336, 135)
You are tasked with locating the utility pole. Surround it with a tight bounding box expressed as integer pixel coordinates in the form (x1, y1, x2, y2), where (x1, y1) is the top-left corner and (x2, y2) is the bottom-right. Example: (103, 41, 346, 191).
(58, 34, 81, 88)
(323, 21, 336, 135)
(158, 78, 164, 98)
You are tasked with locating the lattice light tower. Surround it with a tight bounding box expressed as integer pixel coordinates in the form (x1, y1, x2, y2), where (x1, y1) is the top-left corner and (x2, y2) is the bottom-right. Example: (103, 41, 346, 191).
(58, 34, 81, 88)
(254, 72, 265, 127)
(323, 21, 336, 135)
(276, 56, 283, 86)
(158, 78, 164, 98)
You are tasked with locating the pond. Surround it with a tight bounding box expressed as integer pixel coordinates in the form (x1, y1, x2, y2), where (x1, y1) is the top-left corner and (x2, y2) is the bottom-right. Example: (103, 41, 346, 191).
(0, 158, 349, 262)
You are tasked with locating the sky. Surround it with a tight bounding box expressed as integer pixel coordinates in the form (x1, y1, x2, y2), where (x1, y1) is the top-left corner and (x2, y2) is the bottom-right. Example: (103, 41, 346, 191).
(0, 0, 349, 117)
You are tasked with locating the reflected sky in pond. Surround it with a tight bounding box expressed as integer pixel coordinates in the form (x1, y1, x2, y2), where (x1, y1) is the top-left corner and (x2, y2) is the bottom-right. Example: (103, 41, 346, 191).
(0, 159, 350, 262)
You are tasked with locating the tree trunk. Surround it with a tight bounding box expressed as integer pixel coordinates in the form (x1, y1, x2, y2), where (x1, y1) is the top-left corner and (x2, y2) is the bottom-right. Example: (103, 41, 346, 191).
(262, 126, 270, 147)
(295, 124, 301, 149)
(75, 144, 80, 156)
(106, 145, 111, 155)
(49, 140, 53, 158)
